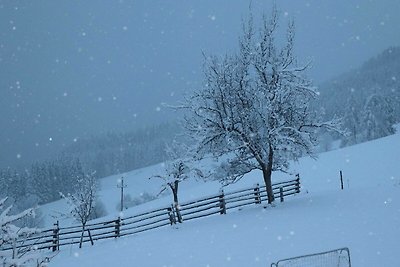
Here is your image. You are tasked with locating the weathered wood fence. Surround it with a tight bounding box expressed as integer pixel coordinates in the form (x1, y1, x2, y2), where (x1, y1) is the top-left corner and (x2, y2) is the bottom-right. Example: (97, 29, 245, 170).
(3, 177, 300, 252)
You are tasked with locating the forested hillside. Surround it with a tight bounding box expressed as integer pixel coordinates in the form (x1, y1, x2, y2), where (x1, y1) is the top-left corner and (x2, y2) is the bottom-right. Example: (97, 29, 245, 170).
(61, 122, 180, 178)
(318, 46, 400, 145)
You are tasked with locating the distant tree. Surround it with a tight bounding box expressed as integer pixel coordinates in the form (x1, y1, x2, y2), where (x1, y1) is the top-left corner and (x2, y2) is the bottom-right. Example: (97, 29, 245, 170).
(182, 8, 339, 203)
(30, 156, 85, 204)
(362, 93, 396, 141)
(342, 94, 362, 146)
(60, 172, 98, 248)
(0, 197, 44, 267)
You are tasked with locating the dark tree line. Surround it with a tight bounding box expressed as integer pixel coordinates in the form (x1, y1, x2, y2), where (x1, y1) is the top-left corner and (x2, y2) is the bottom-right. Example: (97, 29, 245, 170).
(0, 122, 180, 217)
(0, 155, 86, 206)
(61, 122, 180, 178)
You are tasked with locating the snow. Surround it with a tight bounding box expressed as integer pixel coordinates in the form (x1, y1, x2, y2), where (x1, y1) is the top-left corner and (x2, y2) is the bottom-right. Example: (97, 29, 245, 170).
(44, 126, 400, 266)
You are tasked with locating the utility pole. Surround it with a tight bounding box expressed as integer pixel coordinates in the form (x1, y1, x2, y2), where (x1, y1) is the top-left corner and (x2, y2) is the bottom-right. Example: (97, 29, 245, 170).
(117, 176, 127, 212)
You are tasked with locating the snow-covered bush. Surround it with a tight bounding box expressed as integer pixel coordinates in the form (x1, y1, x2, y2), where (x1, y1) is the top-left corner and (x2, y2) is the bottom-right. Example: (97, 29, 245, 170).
(0, 197, 45, 267)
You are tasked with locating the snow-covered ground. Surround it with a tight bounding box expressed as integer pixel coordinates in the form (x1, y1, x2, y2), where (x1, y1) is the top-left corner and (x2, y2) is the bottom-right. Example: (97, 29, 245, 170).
(46, 128, 400, 266)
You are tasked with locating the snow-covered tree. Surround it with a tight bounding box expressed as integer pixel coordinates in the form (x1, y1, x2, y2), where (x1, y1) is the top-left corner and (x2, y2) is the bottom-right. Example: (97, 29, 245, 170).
(151, 141, 204, 222)
(362, 93, 396, 141)
(342, 93, 362, 146)
(60, 172, 98, 248)
(0, 197, 44, 267)
(182, 8, 338, 203)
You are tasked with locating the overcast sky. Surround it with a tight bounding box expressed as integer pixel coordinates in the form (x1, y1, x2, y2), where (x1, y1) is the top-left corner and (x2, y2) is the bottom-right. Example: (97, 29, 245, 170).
(1, 0, 399, 168)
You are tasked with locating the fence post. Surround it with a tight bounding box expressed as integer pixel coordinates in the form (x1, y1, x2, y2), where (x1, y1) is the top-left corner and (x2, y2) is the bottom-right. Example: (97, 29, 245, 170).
(254, 183, 261, 204)
(114, 217, 121, 238)
(168, 205, 176, 225)
(174, 203, 183, 223)
(340, 170, 344, 190)
(52, 221, 59, 252)
(279, 187, 284, 202)
(295, 174, 301, 193)
(219, 189, 226, 214)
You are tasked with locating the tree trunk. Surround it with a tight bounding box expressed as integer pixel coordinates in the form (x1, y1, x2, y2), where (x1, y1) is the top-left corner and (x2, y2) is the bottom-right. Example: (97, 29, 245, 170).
(262, 145, 275, 204)
(172, 180, 179, 204)
(171, 180, 182, 223)
(79, 223, 86, 248)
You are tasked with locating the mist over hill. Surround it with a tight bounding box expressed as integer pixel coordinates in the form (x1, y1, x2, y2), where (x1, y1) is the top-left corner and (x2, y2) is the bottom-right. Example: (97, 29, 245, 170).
(319, 46, 400, 120)
(1, 0, 399, 169)
(317, 46, 400, 146)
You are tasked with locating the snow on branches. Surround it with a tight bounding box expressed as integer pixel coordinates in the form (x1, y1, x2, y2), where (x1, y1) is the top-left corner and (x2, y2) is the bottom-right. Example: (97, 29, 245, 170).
(182, 7, 340, 203)
(0, 197, 44, 267)
(59, 173, 98, 227)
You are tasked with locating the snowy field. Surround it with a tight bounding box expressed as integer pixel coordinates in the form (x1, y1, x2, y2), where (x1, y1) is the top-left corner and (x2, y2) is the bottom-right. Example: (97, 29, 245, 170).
(46, 128, 400, 266)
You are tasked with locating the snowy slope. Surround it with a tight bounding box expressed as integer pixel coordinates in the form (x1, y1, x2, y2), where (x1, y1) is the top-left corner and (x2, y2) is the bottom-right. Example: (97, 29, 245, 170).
(45, 128, 400, 266)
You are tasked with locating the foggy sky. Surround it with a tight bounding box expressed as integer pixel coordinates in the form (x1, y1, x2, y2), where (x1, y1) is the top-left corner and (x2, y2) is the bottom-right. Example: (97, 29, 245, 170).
(1, 0, 400, 168)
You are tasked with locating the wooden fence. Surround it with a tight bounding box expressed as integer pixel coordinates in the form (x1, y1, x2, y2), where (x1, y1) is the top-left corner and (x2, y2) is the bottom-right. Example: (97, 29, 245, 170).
(3, 177, 300, 252)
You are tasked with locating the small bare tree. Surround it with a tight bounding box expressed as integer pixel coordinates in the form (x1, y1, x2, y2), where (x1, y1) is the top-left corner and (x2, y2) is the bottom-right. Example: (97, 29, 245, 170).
(151, 141, 204, 222)
(60, 172, 97, 248)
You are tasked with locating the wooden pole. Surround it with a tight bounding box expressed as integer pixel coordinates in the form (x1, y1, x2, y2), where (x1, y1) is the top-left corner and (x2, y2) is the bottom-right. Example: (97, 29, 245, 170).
(295, 174, 301, 193)
(340, 170, 344, 190)
(279, 187, 284, 202)
(117, 176, 127, 212)
(168, 205, 176, 225)
(52, 221, 59, 252)
(219, 189, 226, 214)
(254, 183, 261, 204)
(114, 217, 121, 237)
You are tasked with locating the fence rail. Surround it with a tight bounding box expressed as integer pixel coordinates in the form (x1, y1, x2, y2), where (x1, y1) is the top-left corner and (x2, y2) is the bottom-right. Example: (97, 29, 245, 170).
(3, 177, 300, 253)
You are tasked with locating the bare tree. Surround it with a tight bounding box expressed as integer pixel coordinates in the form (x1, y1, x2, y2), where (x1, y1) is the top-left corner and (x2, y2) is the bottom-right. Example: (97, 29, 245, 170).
(60, 172, 97, 248)
(151, 142, 204, 222)
(182, 7, 339, 204)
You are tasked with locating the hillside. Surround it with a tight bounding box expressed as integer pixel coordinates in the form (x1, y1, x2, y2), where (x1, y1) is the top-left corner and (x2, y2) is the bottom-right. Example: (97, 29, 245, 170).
(43, 125, 400, 266)
(318, 46, 400, 121)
